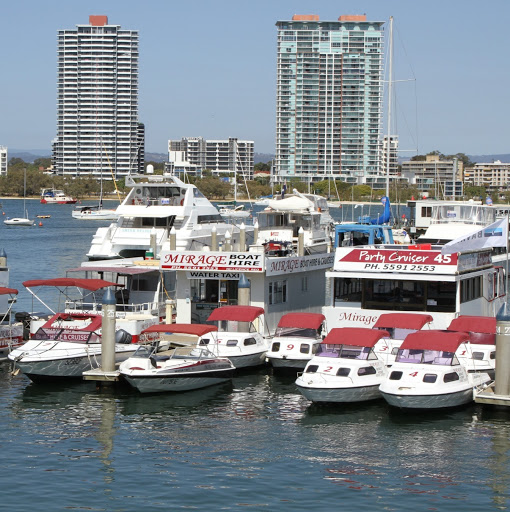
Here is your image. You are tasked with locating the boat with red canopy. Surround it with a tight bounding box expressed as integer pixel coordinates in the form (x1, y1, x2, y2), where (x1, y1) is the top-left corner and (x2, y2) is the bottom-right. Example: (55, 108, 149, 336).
(379, 330, 491, 409)
(203, 305, 268, 369)
(119, 323, 235, 393)
(266, 312, 326, 371)
(447, 315, 496, 376)
(372, 312, 433, 366)
(296, 327, 390, 403)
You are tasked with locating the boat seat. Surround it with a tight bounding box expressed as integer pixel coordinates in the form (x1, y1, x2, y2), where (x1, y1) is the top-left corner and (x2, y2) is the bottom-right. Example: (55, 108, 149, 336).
(319, 351, 338, 358)
(153, 355, 170, 362)
(433, 357, 451, 365)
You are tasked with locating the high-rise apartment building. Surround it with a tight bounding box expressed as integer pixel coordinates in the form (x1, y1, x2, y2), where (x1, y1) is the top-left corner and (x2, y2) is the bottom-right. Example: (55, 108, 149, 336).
(274, 14, 384, 183)
(168, 137, 254, 178)
(52, 15, 143, 178)
(0, 146, 7, 176)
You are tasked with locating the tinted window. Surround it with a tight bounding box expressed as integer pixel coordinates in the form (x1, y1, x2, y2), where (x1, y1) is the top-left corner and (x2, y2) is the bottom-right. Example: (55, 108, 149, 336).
(306, 365, 318, 373)
(271, 342, 280, 352)
(472, 352, 484, 361)
(244, 338, 257, 346)
(389, 371, 402, 380)
(358, 366, 377, 376)
(300, 344, 310, 354)
(226, 340, 238, 347)
(423, 374, 437, 383)
(444, 372, 460, 383)
(337, 367, 350, 377)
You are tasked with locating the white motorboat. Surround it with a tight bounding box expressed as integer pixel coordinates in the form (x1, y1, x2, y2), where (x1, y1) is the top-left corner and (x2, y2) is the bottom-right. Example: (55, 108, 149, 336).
(219, 203, 251, 220)
(255, 207, 330, 256)
(203, 305, 268, 369)
(266, 312, 326, 371)
(447, 315, 496, 376)
(379, 330, 491, 409)
(119, 323, 235, 393)
(372, 312, 433, 366)
(0, 287, 24, 361)
(72, 204, 119, 221)
(8, 311, 137, 381)
(86, 173, 251, 260)
(40, 188, 77, 204)
(296, 327, 390, 403)
(21, 276, 161, 343)
(265, 190, 335, 239)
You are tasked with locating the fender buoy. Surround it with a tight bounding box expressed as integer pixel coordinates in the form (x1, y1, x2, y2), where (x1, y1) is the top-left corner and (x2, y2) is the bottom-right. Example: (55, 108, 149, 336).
(38, 222, 43, 227)
(180, 199, 184, 206)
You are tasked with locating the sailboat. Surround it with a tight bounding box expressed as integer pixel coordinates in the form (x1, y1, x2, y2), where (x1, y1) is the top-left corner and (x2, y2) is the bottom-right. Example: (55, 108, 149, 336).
(72, 148, 119, 221)
(4, 169, 34, 226)
(219, 143, 251, 221)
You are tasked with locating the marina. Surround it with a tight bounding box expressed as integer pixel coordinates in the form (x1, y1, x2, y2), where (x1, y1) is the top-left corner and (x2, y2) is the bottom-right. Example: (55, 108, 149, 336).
(2, 198, 510, 510)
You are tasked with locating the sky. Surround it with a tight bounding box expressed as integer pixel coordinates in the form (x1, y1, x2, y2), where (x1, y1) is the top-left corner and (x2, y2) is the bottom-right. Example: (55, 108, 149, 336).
(1, 0, 509, 158)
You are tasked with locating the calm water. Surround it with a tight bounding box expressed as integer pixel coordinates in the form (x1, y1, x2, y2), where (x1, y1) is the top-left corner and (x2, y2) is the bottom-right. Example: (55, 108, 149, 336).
(2, 199, 509, 511)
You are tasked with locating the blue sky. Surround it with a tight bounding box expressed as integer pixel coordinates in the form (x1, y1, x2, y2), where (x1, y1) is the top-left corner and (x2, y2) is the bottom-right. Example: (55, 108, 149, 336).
(1, 0, 509, 157)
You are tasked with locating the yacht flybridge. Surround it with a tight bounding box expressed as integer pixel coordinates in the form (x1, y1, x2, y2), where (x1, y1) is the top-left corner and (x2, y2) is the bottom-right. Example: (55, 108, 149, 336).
(86, 174, 251, 260)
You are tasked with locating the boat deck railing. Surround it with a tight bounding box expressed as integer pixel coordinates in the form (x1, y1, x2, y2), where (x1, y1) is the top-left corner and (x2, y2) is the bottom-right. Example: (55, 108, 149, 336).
(65, 300, 165, 317)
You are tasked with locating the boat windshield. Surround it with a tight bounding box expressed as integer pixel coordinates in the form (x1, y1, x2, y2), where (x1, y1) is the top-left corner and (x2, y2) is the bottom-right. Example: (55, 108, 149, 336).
(216, 320, 254, 333)
(316, 344, 377, 360)
(275, 326, 319, 339)
(32, 327, 100, 344)
(396, 349, 457, 365)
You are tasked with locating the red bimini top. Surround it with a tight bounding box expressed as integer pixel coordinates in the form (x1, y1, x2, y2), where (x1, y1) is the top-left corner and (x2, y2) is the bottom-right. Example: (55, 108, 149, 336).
(447, 315, 496, 345)
(207, 305, 264, 323)
(400, 330, 470, 352)
(0, 287, 18, 296)
(142, 323, 218, 337)
(373, 313, 433, 330)
(23, 278, 122, 292)
(447, 316, 496, 334)
(277, 312, 325, 330)
(321, 328, 390, 348)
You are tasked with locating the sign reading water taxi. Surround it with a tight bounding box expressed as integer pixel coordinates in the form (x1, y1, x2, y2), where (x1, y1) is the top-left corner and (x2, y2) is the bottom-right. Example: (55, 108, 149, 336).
(160, 251, 264, 273)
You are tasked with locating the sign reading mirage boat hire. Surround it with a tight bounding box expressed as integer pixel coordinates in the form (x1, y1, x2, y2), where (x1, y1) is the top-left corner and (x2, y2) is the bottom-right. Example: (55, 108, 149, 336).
(160, 251, 264, 272)
(335, 247, 459, 274)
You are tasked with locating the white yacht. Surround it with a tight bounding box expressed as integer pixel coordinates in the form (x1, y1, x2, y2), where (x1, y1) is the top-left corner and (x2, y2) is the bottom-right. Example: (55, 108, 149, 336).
(295, 327, 390, 403)
(379, 330, 491, 409)
(266, 312, 326, 370)
(86, 173, 251, 260)
(201, 305, 268, 369)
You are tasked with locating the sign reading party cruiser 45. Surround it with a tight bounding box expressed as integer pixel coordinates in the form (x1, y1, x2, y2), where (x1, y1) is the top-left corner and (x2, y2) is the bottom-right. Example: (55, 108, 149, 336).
(335, 247, 460, 274)
(160, 251, 264, 272)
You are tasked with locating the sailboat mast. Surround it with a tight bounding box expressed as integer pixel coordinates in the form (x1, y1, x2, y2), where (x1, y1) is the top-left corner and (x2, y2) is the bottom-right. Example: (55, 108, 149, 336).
(385, 16, 394, 198)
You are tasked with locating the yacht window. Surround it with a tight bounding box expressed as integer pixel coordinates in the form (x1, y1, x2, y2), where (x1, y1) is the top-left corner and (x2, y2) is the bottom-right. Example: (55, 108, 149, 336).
(226, 340, 238, 347)
(460, 276, 482, 303)
(306, 365, 318, 373)
(271, 342, 281, 352)
(274, 326, 317, 338)
(299, 343, 310, 354)
(334, 277, 362, 302)
(193, 188, 206, 199)
(199, 339, 210, 345)
(336, 367, 350, 377)
(444, 372, 460, 383)
(358, 366, 377, 376)
(423, 373, 438, 383)
(197, 214, 223, 224)
(244, 338, 257, 346)
(472, 352, 484, 360)
(490, 351, 496, 360)
(389, 371, 403, 380)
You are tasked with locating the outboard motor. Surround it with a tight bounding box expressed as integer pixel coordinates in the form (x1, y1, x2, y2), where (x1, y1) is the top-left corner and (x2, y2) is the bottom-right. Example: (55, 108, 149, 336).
(115, 329, 133, 344)
(15, 312, 32, 340)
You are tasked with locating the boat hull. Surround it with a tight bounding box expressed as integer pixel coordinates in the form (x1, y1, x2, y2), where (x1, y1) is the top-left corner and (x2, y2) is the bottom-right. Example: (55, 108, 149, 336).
(12, 346, 136, 381)
(296, 383, 382, 403)
(267, 356, 310, 371)
(123, 368, 234, 393)
(380, 388, 475, 409)
(223, 351, 267, 369)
